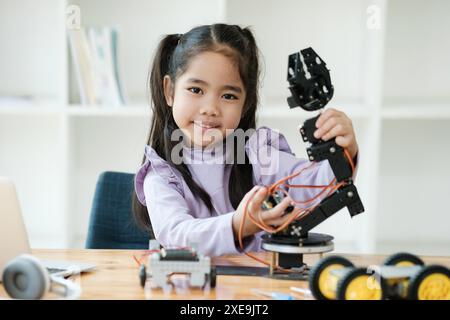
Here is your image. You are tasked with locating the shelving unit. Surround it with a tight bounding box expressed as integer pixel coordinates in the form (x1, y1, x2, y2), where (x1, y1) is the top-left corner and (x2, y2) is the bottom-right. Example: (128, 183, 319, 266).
(1, 0, 449, 255)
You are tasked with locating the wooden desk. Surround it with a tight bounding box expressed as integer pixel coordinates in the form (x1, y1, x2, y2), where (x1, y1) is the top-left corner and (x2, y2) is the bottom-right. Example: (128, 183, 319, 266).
(1, 250, 449, 300)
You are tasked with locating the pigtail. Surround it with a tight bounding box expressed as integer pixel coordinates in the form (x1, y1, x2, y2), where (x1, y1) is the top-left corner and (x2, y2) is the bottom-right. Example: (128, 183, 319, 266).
(148, 34, 182, 152)
(132, 34, 182, 236)
(240, 27, 260, 122)
(227, 26, 260, 209)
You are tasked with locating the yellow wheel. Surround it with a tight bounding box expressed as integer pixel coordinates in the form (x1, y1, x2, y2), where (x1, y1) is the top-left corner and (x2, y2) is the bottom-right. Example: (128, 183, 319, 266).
(383, 252, 424, 267)
(309, 255, 354, 300)
(408, 265, 450, 300)
(337, 268, 386, 300)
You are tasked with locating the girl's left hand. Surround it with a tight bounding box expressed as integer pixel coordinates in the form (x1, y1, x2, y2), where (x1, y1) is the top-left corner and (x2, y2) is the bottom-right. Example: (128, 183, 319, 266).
(313, 108, 359, 159)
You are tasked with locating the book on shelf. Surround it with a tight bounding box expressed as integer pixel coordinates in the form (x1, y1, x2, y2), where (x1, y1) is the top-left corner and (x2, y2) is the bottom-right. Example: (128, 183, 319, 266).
(68, 26, 126, 107)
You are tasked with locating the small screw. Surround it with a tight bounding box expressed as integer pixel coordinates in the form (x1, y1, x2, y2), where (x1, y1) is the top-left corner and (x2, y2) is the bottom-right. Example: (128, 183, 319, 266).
(307, 150, 312, 155)
(330, 147, 336, 153)
(309, 156, 314, 161)
(347, 191, 354, 198)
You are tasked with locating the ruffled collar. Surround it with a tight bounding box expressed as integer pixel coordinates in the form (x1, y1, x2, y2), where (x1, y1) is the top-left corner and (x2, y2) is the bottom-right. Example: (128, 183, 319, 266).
(182, 144, 228, 165)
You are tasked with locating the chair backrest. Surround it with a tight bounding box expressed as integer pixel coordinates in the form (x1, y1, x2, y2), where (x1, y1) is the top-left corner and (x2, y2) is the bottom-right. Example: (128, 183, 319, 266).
(85, 171, 150, 249)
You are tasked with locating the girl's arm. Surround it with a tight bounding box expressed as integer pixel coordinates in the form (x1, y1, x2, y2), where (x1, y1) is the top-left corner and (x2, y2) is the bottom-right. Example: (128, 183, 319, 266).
(143, 173, 261, 256)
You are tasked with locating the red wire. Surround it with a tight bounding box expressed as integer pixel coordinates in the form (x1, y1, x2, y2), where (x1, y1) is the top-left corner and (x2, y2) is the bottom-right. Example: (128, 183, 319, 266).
(132, 249, 161, 267)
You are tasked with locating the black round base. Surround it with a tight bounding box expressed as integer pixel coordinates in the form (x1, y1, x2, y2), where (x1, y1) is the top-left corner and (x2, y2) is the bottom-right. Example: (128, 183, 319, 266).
(261, 232, 334, 246)
(261, 233, 335, 280)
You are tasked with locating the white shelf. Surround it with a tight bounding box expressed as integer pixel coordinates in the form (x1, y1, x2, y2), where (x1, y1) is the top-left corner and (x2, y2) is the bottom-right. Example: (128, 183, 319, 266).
(0, 105, 64, 116)
(0, 104, 150, 117)
(260, 99, 372, 119)
(382, 103, 450, 119)
(67, 105, 150, 117)
(4, 103, 450, 120)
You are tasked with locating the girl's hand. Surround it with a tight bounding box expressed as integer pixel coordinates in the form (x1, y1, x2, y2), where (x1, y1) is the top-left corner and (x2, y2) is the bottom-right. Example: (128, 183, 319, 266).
(314, 108, 359, 159)
(232, 186, 295, 240)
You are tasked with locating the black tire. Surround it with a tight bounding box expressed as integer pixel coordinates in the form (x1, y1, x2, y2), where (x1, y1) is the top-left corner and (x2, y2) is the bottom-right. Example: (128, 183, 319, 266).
(383, 252, 425, 266)
(210, 267, 217, 288)
(408, 265, 450, 300)
(309, 255, 354, 300)
(337, 267, 386, 300)
(139, 264, 147, 288)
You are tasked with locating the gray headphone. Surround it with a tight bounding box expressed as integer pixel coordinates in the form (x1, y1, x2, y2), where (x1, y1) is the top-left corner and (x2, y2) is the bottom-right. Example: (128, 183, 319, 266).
(2, 254, 81, 299)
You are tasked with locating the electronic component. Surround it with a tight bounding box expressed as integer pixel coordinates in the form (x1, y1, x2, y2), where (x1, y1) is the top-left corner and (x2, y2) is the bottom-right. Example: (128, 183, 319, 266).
(300, 115, 352, 181)
(286, 47, 334, 111)
(139, 240, 216, 289)
(261, 190, 294, 216)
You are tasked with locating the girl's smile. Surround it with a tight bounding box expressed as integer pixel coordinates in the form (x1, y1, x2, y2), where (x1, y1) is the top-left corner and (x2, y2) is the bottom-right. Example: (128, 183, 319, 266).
(193, 120, 221, 133)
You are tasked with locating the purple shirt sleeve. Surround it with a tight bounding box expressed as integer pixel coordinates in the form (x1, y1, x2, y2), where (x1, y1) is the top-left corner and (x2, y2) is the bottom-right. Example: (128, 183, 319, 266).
(142, 169, 260, 256)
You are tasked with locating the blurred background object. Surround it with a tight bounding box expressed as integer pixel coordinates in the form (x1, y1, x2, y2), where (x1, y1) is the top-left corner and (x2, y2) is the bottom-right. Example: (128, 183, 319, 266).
(0, 0, 449, 255)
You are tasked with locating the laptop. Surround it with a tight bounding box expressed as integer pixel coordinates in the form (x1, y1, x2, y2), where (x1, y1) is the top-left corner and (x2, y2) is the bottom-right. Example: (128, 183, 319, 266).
(0, 177, 96, 279)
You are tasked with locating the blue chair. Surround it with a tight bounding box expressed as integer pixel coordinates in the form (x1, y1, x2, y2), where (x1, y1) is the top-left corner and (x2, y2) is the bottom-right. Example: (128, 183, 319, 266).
(85, 171, 150, 249)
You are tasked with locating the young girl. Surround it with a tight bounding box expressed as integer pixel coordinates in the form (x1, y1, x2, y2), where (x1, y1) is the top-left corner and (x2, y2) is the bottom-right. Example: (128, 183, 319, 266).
(132, 24, 359, 257)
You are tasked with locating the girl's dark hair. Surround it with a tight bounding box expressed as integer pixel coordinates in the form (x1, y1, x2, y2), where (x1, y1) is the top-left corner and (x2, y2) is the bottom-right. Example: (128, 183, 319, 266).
(132, 24, 260, 235)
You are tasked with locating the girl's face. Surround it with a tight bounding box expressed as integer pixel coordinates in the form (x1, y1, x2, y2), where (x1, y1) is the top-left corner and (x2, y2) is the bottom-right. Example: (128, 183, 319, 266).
(164, 51, 246, 148)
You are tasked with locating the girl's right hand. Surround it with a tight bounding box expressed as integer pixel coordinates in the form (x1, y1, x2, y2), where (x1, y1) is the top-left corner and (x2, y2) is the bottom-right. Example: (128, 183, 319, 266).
(232, 186, 296, 240)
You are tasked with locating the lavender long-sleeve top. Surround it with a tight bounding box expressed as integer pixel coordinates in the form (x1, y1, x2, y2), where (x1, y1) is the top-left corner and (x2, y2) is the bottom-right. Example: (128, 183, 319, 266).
(135, 126, 349, 257)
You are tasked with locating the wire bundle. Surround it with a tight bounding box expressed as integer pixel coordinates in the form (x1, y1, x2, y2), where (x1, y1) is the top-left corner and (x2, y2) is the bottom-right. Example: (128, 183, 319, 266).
(238, 149, 356, 271)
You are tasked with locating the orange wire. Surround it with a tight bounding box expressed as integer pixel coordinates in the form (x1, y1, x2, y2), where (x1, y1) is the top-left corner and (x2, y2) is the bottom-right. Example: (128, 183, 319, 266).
(132, 249, 161, 267)
(344, 148, 356, 175)
(276, 179, 336, 206)
(239, 147, 356, 269)
(283, 184, 331, 188)
(269, 162, 317, 192)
